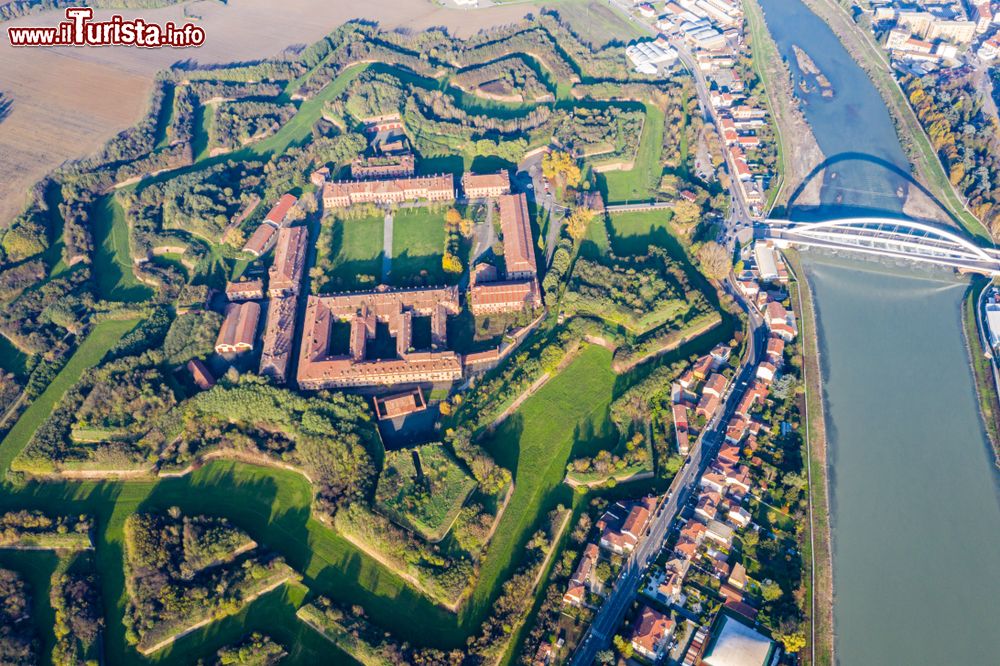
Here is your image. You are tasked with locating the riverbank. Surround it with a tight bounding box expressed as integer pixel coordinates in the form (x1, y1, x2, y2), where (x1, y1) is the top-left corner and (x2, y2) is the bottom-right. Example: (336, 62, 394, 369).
(744, 0, 825, 211)
(784, 249, 835, 666)
(797, 0, 989, 240)
(961, 278, 1000, 465)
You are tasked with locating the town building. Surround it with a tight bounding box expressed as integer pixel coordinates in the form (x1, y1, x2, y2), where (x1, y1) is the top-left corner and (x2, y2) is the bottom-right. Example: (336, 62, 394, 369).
(468, 193, 542, 314)
(373, 388, 427, 420)
(600, 498, 656, 553)
(625, 40, 679, 73)
(242, 193, 298, 256)
(259, 295, 297, 384)
(296, 286, 463, 389)
(350, 153, 416, 180)
(461, 171, 511, 198)
(322, 174, 455, 208)
(268, 226, 308, 297)
(242, 223, 278, 257)
(214, 301, 260, 354)
(264, 194, 299, 227)
(563, 543, 600, 606)
(225, 278, 265, 301)
(701, 614, 776, 666)
(764, 301, 797, 341)
(187, 359, 215, 390)
(629, 606, 675, 661)
(310, 167, 330, 187)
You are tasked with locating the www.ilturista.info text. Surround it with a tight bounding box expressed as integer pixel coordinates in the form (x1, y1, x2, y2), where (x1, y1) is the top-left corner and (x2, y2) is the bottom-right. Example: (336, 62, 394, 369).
(7, 7, 205, 47)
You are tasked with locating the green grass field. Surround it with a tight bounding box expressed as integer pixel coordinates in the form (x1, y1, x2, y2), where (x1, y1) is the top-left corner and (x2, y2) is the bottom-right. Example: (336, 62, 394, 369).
(0, 318, 139, 474)
(325, 214, 385, 290)
(471, 346, 615, 615)
(91, 196, 153, 303)
(598, 103, 666, 204)
(606, 209, 676, 256)
(390, 208, 448, 286)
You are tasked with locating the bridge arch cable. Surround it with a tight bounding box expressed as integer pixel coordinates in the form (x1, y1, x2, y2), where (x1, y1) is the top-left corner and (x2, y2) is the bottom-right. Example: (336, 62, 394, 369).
(773, 217, 995, 264)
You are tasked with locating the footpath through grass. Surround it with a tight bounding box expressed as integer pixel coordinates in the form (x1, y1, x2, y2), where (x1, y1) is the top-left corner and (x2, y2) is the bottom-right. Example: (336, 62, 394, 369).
(0, 318, 139, 474)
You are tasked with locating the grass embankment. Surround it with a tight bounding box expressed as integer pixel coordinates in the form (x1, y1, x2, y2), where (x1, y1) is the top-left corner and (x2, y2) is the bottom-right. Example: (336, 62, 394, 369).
(799, 0, 990, 243)
(471, 346, 616, 617)
(784, 249, 834, 666)
(961, 278, 1000, 461)
(0, 318, 139, 475)
(598, 103, 666, 204)
(744, 0, 787, 212)
(91, 196, 153, 302)
(0, 346, 619, 664)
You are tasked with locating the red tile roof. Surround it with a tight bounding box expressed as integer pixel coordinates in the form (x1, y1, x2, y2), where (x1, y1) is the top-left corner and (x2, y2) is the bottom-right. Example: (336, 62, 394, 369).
(498, 193, 537, 278)
(264, 194, 298, 226)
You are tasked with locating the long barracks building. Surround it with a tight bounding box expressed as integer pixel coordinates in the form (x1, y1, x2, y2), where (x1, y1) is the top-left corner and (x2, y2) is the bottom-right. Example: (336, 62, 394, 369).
(321, 174, 455, 208)
(296, 286, 463, 389)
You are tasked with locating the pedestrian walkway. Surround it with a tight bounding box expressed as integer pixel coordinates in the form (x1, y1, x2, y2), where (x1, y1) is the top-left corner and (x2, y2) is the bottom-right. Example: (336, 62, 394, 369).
(382, 211, 393, 282)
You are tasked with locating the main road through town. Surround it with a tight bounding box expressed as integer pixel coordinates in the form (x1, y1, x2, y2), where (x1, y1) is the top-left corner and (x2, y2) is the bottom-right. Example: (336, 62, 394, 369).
(571, 284, 766, 665)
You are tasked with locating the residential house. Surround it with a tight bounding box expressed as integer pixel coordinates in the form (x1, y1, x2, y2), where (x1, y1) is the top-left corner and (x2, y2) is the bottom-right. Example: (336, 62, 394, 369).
(630, 606, 675, 661)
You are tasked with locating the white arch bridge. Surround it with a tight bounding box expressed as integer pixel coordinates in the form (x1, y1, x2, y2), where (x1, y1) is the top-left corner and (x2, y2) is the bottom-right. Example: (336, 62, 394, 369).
(760, 217, 1000, 276)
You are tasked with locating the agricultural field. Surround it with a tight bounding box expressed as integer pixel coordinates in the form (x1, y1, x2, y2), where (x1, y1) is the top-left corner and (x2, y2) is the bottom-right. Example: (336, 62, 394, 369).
(375, 444, 477, 542)
(0, 0, 537, 227)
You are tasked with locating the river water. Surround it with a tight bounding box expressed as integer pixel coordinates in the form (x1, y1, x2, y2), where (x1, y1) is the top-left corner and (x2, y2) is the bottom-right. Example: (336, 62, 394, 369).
(755, 0, 1000, 663)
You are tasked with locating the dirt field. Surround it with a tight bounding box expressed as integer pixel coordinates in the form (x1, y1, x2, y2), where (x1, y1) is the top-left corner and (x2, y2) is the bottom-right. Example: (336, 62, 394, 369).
(0, 0, 538, 226)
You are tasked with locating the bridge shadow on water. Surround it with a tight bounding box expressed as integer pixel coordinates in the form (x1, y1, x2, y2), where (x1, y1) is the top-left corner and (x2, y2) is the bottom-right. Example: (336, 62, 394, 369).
(773, 151, 964, 232)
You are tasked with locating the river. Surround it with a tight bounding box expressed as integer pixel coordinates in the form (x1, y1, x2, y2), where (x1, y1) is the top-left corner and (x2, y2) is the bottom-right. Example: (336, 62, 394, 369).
(755, 0, 1000, 663)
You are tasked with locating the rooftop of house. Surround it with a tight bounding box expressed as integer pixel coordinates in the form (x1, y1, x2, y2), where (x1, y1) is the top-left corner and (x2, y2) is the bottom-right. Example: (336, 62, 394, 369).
(631, 605, 674, 654)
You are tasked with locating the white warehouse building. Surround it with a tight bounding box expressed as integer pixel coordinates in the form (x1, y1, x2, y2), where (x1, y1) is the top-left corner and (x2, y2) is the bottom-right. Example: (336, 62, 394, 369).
(625, 40, 678, 74)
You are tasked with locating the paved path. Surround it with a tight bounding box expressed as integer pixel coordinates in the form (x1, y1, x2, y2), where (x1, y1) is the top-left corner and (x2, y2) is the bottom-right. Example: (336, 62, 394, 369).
(471, 201, 495, 262)
(382, 210, 393, 282)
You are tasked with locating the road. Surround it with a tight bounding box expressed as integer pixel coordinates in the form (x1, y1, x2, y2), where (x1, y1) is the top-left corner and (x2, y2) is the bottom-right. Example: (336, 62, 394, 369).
(572, 286, 766, 665)
(604, 0, 754, 235)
